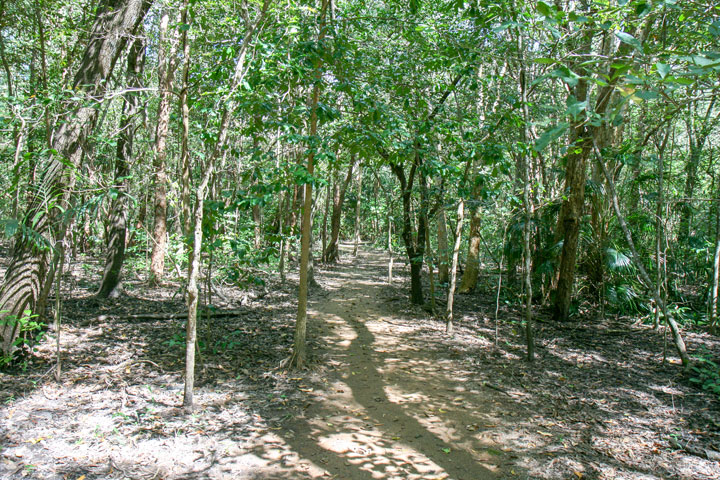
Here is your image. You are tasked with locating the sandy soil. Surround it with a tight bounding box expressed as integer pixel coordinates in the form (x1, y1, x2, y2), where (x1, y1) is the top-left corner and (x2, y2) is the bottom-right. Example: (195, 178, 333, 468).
(1, 244, 719, 479)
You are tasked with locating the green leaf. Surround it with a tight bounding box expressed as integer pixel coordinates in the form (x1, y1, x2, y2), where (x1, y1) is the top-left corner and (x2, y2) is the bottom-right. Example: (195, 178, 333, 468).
(605, 248, 632, 271)
(534, 123, 569, 152)
(615, 31, 641, 50)
(552, 66, 580, 87)
(565, 96, 588, 120)
(536, 1, 553, 17)
(710, 20, 720, 37)
(634, 90, 658, 100)
(656, 62, 670, 79)
(666, 75, 694, 85)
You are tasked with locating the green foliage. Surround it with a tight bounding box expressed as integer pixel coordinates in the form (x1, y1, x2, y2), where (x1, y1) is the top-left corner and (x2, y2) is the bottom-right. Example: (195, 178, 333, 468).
(0, 309, 45, 370)
(690, 349, 720, 399)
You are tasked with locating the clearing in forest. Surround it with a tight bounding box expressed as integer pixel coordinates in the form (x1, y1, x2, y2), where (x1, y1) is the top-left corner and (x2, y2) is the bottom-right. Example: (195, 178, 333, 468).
(1, 245, 719, 479)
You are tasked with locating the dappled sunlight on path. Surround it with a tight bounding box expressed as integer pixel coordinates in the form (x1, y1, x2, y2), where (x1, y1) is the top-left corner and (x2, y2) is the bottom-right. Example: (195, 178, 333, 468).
(278, 246, 509, 480)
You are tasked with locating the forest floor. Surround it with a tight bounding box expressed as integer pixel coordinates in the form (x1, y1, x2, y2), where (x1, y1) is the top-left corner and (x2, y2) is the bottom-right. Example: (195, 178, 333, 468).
(1, 244, 720, 479)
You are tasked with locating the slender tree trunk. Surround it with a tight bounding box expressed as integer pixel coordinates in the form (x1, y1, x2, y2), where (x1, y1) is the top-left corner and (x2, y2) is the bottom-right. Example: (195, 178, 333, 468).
(518, 40, 534, 361)
(324, 156, 355, 262)
(183, 0, 270, 409)
(278, 191, 289, 283)
(149, 9, 179, 286)
(321, 180, 330, 261)
(710, 196, 720, 334)
(437, 208, 450, 283)
(654, 131, 670, 328)
(292, 0, 328, 369)
(97, 37, 145, 298)
(594, 144, 690, 367)
(425, 214, 435, 313)
(179, 0, 191, 238)
(445, 199, 464, 334)
(352, 163, 363, 256)
(0, 0, 150, 355)
(458, 191, 482, 294)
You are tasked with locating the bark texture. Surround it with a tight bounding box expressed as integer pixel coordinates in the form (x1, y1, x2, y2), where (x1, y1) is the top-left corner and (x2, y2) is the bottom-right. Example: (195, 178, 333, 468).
(324, 158, 355, 263)
(149, 9, 179, 286)
(97, 36, 145, 298)
(0, 0, 150, 354)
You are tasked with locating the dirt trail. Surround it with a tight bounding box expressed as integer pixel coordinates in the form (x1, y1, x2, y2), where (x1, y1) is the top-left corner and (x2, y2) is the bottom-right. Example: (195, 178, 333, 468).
(2, 244, 719, 479)
(274, 246, 510, 479)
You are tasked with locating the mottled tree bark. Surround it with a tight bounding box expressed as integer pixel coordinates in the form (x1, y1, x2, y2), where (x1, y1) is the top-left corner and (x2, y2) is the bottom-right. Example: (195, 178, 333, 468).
(97, 37, 145, 298)
(292, 0, 329, 369)
(149, 9, 179, 286)
(436, 209, 450, 283)
(458, 190, 482, 294)
(0, 0, 151, 354)
(352, 162, 363, 256)
(324, 156, 355, 263)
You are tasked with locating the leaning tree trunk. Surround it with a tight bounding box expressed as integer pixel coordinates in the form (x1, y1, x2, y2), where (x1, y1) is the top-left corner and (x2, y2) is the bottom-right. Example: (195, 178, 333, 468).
(0, 0, 151, 355)
(97, 36, 145, 298)
(184, 0, 270, 409)
(594, 144, 690, 367)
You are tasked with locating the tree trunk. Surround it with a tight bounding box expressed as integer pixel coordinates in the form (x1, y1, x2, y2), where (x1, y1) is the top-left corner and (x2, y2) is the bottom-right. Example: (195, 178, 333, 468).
(292, 0, 328, 369)
(437, 209, 450, 283)
(445, 199, 464, 334)
(425, 220, 435, 313)
(458, 192, 482, 294)
(183, 0, 270, 408)
(0, 0, 150, 355)
(710, 195, 720, 334)
(594, 144, 690, 368)
(552, 122, 592, 321)
(321, 180, 330, 261)
(149, 9, 179, 286)
(97, 36, 145, 298)
(324, 156, 355, 263)
(352, 163, 363, 256)
(179, 0, 191, 238)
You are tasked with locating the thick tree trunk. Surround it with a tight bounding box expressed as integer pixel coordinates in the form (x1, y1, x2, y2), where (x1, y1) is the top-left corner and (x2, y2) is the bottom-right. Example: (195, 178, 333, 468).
(552, 123, 592, 321)
(0, 0, 150, 355)
(149, 9, 179, 286)
(97, 37, 145, 299)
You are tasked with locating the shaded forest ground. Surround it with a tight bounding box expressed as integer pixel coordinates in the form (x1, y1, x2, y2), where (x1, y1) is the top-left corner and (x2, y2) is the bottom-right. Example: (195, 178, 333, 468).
(1, 243, 719, 479)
